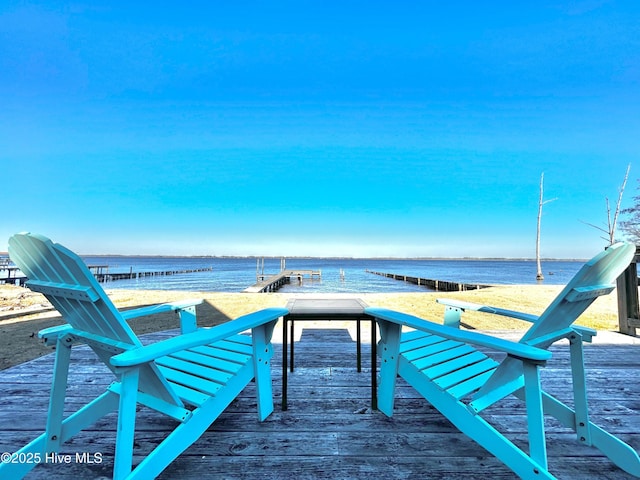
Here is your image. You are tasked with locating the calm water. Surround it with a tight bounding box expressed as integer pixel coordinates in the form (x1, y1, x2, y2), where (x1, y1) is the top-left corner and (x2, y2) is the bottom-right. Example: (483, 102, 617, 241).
(73, 256, 584, 293)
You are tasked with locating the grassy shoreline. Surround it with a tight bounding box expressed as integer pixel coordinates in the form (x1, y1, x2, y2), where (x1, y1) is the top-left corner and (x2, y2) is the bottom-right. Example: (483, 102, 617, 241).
(0, 283, 621, 370)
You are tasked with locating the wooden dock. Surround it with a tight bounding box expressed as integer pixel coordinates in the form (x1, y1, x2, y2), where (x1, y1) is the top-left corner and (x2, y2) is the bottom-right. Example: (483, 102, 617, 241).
(87, 266, 213, 283)
(1, 322, 639, 479)
(366, 270, 492, 292)
(245, 270, 322, 293)
(0, 266, 27, 286)
(1, 266, 213, 287)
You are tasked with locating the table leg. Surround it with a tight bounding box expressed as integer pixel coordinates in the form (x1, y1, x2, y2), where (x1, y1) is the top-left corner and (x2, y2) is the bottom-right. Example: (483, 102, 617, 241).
(290, 318, 295, 372)
(356, 317, 362, 372)
(282, 315, 288, 411)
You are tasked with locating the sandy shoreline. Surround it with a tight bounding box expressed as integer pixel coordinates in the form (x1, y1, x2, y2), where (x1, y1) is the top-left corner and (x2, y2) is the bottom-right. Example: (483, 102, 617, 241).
(0, 283, 623, 370)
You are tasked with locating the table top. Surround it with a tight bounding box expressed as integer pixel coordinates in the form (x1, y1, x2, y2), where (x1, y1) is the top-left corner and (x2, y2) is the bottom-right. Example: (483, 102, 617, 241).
(285, 298, 368, 315)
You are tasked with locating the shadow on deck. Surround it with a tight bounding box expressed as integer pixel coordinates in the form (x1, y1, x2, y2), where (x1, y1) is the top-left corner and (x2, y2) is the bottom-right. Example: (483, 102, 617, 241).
(1, 322, 639, 479)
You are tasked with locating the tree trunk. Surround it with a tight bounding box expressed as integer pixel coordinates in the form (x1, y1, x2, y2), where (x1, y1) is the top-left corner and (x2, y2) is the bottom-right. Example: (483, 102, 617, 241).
(536, 173, 544, 281)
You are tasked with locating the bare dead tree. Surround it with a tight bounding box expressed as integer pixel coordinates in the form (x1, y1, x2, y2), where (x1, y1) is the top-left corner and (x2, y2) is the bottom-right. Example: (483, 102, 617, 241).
(536, 172, 557, 281)
(581, 163, 630, 245)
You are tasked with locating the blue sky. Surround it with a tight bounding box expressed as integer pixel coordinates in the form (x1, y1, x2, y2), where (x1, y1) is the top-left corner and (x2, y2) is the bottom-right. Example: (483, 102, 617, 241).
(1, 1, 639, 258)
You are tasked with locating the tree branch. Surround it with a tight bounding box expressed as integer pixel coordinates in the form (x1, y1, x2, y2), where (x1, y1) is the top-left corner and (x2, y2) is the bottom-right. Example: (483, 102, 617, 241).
(584, 163, 631, 245)
(610, 163, 631, 244)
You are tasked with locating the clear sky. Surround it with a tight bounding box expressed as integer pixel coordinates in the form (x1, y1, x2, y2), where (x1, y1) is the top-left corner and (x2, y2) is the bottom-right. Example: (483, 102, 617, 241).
(1, 1, 639, 258)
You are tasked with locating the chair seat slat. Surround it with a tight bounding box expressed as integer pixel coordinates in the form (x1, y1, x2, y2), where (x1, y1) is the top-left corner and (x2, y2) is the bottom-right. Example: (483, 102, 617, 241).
(171, 349, 245, 374)
(207, 335, 254, 355)
(400, 334, 448, 359)
(446, 369, 497, 400)
(404, 339, 465, 365)
(399, 329, 428, 343)
(189, 343, 251, 365)
(158, 366, 226, 396)
(421, 349, 493, 379)
(156, 356, 232, 385)
(434, 358, 499, 390)
(167, 382, 211, 407)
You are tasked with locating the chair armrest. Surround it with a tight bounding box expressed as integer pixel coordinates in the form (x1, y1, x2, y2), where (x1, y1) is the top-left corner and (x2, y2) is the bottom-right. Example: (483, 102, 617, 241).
(436, 298, 539, 323)
(121, 299, 203, 320)
(365, 307, 551, 362)
(121, 299, 203, 334)
(436, 298, 598, 342)
(38, 324, 75, 346)
(111, 307, 288, 367)
(37, 300, 206, 346)
(572, 325, 597, 342)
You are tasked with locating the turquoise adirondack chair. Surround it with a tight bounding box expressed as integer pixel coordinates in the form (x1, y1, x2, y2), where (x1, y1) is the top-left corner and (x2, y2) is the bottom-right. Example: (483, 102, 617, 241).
(1, 233, 287, 479)
(366, 242, 640, 479)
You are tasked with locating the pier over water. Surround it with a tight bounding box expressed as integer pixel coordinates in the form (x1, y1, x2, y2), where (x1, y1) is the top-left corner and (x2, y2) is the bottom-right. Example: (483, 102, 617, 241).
(88, 265, 213, 283)
(1, 265, 213, 287)
(244, 257, 321, 293)
(244, 270, 322, 293)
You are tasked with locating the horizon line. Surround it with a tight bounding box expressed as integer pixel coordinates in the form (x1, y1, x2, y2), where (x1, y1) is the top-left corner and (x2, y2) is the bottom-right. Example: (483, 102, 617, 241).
(0, 251, 589, 262)
(79, 254, 588, 262)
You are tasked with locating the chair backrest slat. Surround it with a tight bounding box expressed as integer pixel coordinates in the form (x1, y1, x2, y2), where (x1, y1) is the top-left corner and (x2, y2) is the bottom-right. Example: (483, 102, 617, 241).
(27, 280, 100, 302)
(521, 242, 635, 346)
(9, 234, 141, 345)
(471, 242, 635, 405)
(8, 233, 182, 406)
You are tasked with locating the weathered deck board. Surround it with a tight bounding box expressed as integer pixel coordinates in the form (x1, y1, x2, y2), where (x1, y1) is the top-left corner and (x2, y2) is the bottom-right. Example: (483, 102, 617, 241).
(1, 322, 639, 479)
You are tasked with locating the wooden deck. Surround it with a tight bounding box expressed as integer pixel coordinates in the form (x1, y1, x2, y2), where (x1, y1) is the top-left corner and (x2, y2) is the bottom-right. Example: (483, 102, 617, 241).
(1, 322, 640, 479)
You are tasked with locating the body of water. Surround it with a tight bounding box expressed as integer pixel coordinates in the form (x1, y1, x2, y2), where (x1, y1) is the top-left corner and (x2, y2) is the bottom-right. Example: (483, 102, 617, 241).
(74, 256, 584, 293)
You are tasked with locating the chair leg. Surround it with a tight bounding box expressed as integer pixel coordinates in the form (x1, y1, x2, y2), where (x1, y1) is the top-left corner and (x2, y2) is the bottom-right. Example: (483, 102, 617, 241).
(178, 305, 198, 334)
(0, 391, 119, 479)
(128, 323, 278, 479)
(127, 368, 255, 480)
(376, 320, 402, 417)
(568, 332, 591, 444)
(443, 306, 462, 328)
(538, 335, 640, 476)
(543, 393, 640, 476)
(400, 361, 554, 479)
(589, 423, 640, 476)
(523, 362, 547, 470)
(113, 368, 140, 480)
(45, 335, 73, 452)
(252, 322, 275, 421)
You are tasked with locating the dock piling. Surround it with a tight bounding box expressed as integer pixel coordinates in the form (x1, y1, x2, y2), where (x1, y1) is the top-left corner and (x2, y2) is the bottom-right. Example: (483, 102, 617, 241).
(365, 270, 491, 292)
